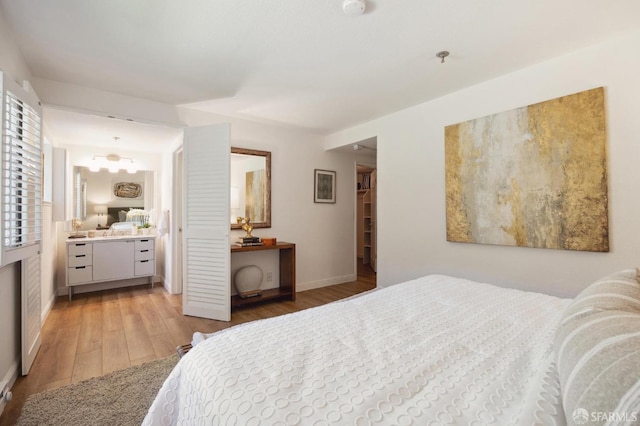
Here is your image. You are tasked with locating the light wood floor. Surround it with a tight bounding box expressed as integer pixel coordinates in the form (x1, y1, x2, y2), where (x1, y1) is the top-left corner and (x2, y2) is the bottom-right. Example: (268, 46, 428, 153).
(0, 261, 375, 425)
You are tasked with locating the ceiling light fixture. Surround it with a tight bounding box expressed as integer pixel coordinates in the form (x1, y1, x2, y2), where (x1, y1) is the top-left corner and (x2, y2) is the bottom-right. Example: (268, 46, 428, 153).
(436, 51, 450, 64)
(343, 0, 366, 16)
(353, 144, 376, 151)
(89, 154, 138, 174)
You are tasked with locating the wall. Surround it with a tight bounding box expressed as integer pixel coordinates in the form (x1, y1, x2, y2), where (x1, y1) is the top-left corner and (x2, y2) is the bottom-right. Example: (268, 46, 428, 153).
(326, 30, 640, 298)
(40, 204, 57, 322)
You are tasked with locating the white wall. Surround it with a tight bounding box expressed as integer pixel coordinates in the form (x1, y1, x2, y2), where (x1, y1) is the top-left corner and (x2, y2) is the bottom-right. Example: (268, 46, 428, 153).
(40, 203, 57, 321)
(326, 30, 640, 298)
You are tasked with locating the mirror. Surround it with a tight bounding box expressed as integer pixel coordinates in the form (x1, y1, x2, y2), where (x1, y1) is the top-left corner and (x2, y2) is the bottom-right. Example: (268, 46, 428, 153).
(73, 166, 155, 230)
(230, 147, 271, 229)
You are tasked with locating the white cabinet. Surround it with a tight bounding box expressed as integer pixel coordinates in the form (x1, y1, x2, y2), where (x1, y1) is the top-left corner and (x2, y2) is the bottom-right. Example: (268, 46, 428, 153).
(66, 236, 156, 299)
(93, 240, 135, 281)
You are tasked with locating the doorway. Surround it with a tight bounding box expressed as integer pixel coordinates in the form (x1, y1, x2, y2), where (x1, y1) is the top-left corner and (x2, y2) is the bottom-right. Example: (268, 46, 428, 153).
(356, 163, 376, 282)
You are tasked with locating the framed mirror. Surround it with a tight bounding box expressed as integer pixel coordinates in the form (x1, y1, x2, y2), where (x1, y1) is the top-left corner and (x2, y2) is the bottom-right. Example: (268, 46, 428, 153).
(231, 147, 271, 229)
(72, 165, 154, 230)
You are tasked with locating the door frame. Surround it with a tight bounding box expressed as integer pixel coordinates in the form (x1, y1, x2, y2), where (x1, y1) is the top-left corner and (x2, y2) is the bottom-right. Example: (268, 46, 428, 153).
(354, 159, 376, 276)
(170, 146, 183, 294)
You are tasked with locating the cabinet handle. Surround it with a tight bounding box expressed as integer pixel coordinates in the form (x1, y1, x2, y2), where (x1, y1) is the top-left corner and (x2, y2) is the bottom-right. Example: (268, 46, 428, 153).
(75, 254, 86, 258)
(76, 243, 86, 246)
(141, 249, 149, 252)
(141, 239, 149, 242)
(75, 266, 86, 269)
(140, 260, 149, 263)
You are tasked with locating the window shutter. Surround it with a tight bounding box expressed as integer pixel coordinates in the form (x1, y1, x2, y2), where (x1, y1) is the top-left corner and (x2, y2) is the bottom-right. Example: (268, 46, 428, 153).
(1, 71, 43, 266)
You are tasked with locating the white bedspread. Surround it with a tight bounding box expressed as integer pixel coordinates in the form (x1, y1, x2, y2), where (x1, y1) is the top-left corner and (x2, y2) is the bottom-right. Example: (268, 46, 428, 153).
(144, 275, 571, 425)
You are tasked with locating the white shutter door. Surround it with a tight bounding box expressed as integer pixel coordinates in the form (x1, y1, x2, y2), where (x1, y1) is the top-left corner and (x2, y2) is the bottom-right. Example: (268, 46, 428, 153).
(182, 124, 231, 321)
(22, 253, 41, 375)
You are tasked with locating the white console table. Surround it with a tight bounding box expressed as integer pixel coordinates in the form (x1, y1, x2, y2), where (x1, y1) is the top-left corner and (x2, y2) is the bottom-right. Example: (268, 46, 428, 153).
(66, 235, 156, 300)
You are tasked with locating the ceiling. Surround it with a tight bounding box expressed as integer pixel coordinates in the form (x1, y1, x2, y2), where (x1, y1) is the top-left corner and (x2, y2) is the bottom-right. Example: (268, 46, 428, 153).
(2, 0, 640, 147)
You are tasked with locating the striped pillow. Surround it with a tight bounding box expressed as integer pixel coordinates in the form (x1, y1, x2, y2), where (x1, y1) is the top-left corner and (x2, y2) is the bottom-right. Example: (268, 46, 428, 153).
(555, 270, 640, 425)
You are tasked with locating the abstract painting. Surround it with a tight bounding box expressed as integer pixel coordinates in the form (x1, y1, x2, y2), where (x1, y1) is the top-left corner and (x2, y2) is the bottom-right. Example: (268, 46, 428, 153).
(314, 169, 336, 203)
(445, 87, 608, 252)
(245, 170, 265, 222)
(113, 182, 143, 199)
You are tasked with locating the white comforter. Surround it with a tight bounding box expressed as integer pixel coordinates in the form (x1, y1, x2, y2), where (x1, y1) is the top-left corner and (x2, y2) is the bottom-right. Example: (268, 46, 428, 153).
(144, 275, 571, 425)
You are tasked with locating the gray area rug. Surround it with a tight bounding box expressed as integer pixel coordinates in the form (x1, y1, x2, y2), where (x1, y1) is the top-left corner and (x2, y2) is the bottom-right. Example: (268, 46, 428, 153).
(17, 355, 178, 426)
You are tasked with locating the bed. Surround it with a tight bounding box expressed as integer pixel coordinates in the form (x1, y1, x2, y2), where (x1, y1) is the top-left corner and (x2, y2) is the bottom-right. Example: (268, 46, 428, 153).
(143, 270, 640, 425)
(105, 206, 145, 227)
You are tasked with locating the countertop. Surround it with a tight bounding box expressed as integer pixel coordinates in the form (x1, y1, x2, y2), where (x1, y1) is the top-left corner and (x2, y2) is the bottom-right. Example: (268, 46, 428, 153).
(66, 233, 156, 243)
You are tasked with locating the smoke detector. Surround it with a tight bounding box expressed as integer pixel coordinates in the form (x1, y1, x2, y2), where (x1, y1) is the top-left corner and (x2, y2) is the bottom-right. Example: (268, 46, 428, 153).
(343, 0, 366, 16)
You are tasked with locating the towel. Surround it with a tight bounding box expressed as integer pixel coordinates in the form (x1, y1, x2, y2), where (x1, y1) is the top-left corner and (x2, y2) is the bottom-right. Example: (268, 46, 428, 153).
(157, 209, 170, 236)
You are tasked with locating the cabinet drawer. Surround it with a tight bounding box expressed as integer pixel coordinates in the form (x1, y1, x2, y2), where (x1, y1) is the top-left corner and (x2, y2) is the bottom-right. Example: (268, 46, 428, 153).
(68, 266, 93, 285)
(135, 239, 154, 251)
(135, 259, 155, 276)
(135, 247, 154, 261)
(68, 253, 92, 268)
(68, 243, 92, 257)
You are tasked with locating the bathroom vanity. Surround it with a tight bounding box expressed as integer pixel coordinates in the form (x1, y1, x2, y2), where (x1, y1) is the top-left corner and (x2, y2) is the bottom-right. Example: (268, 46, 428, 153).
(66, 235, 156, 300)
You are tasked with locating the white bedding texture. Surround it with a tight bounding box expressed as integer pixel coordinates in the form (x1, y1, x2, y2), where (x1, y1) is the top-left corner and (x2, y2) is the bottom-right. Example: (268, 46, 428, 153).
(144, 274, 577, 425)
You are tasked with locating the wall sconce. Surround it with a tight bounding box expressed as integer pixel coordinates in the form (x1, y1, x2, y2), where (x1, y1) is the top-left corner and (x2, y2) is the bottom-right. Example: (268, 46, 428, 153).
(94, 205, 107, 227)
(89, 154, 137, 174)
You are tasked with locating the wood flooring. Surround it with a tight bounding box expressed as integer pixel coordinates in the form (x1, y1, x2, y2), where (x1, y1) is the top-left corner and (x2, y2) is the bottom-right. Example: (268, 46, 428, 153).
(0, 261, 375, 425)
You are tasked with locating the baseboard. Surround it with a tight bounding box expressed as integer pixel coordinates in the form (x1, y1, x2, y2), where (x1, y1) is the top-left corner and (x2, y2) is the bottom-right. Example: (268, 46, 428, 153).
(41, 292, 56, 323)
(297, 274, 357, 292)
(0, 359, 19, 417)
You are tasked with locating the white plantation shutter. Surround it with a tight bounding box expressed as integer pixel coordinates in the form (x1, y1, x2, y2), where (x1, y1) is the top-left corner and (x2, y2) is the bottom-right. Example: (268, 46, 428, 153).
(22, 253, 41, 375)
(1, 72, 42, 266)
(1, 71, 43, 374)
(182, 124, 231, 321)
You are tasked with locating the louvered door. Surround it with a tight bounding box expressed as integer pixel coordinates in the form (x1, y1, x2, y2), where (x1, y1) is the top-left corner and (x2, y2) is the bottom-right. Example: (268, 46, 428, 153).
(21, 253, 41, 374)
(182, 124, 231, 321)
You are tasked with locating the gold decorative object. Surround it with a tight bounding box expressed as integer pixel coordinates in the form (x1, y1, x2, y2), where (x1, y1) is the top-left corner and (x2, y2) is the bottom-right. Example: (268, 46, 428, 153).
(241, 217, 253, 238)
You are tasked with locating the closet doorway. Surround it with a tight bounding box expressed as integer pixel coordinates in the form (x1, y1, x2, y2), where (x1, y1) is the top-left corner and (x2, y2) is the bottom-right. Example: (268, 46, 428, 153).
(356, 164, 376, 279)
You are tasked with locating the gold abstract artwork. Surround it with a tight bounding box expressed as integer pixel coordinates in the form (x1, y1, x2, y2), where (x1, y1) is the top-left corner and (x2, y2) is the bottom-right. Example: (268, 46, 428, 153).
(113, 182, 142, 199)
(245, 169, 265, 222)
(445, 87, 608, 252)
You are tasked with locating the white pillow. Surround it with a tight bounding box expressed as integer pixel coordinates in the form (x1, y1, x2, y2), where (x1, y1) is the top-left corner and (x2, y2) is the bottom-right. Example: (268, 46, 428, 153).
(555, 270, 640, 425)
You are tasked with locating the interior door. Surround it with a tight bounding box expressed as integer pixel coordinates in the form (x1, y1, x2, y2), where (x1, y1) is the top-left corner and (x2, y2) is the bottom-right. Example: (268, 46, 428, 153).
(22, 253, 41, 375)
(182, 124, 231, 321)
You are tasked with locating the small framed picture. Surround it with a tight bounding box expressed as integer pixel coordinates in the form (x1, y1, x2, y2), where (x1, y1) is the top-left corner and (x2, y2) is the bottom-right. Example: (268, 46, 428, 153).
(314, 169, 336, 203)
